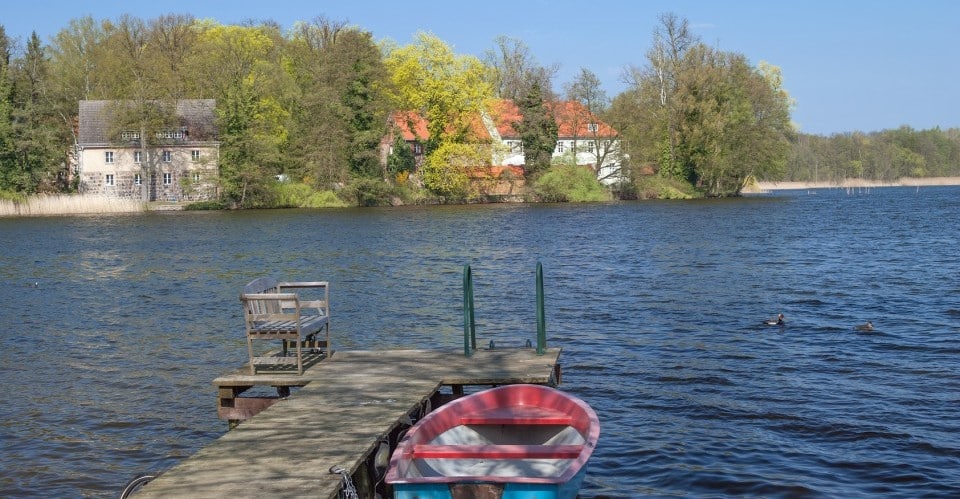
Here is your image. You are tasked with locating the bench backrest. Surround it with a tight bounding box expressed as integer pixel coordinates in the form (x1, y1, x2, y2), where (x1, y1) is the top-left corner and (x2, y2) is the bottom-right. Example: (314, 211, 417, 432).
(243, 277, 279, 294)
(241, 292, 300, 320)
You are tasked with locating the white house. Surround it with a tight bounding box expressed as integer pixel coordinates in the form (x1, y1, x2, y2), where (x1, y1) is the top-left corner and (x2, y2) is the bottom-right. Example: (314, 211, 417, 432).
(485, 100, 625, 185)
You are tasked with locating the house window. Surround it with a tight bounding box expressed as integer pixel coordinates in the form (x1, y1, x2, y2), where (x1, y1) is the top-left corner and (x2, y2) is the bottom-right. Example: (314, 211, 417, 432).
(588, 141, 595, 153)
(134, 173, 142, 185)
(413, 142, 422, 154)
(156, 130, 185, 140)
(134, 151, 142, 163)
(191, 150, 200, 161)
(121, 131, 141, 141)
(163, 173, 172, 185)
(105, 151, 114, 164)
(192, 173, 201, 182)
(556, 141, 564, 153)
(587, 123, 599, 133)
(105, 174, 115, 186)
(162, 151, 172, 162)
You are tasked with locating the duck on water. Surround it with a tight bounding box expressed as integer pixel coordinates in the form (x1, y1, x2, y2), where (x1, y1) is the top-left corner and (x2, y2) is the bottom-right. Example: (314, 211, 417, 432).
(764, 313, 785, 326)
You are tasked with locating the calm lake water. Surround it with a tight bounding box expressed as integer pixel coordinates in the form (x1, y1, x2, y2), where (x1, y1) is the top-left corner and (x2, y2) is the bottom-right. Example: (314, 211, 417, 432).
(2, 186, 959, 498)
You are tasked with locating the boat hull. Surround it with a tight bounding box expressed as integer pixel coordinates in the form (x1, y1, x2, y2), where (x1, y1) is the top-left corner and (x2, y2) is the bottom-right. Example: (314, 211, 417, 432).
(387, 384, 599, 499)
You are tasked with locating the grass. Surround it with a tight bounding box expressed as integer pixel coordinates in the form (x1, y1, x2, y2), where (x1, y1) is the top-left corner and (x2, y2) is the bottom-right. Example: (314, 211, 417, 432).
(0, 194, 145, 217)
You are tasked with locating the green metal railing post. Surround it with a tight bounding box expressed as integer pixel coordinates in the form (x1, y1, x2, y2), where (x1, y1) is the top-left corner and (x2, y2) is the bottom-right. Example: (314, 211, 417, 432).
(463, 264, 476, 357)
(536, 262, 546, 355)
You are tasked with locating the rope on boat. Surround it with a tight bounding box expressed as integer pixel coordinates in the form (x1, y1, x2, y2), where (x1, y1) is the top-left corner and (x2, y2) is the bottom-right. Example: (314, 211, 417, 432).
(329, 465, 359, 499)
(119, 473, 158, 498)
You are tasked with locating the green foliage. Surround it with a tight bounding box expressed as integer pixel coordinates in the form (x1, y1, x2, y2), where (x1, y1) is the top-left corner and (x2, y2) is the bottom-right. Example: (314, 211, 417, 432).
(611, 14, 793, 196)
(515, 82, 558, 177)
(302, 189, 348, 208)
(272, 181, 347, 208)
(0, 189, 28, 202)
(384, 32, 493, 192)
(783, 126, 960, 183)
(346, 177, 402, 207)
(387, 134, 416, 176)
(533, 164, 610, 202)
(630, 175, 697, 199)
(420, 142, 477, 201)
(183, 200, 228, 210)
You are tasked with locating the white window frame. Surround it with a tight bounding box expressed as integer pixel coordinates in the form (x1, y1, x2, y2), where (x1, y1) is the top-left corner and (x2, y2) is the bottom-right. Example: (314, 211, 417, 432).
(105, 151, 114, 164)
(191, 150, 200, 161)
(134, 151, 142, 164)
(163, 172, 172, 185)
(134, 173, 142, 186)
(105, 174, 115, 186)
(192, 172, 201, 182)
(162, 150, 172, 162)
(587, 123, 599, 133)
(556, 141, 564, 153)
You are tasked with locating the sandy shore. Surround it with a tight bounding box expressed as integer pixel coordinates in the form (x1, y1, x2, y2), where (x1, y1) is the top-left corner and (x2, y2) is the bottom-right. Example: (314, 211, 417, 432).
(750, 176, 960, 192)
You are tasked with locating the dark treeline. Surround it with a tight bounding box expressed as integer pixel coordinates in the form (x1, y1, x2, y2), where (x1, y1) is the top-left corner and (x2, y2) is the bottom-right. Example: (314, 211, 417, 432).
(783, 127, 960, 183)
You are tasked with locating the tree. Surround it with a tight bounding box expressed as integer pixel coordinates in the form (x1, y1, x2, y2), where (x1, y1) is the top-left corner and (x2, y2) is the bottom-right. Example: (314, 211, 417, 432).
(563, 67, 622, 183)
(484, 36, 557, 102)
(3, 31, 70, 193)
(384, 32, 493, 195)
(386, 134, 415, 178)
(514, 81, 558, 177)
(625, 12, 699, 183)
(286, 18, 389, 185)
(0, 26, 17, 191)
(195, 23, 292, 206)
(613, 13, 793, 196)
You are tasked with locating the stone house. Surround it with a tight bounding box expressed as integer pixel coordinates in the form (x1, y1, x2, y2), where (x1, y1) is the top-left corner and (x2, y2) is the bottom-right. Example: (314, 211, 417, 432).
(75, 99, 219, 201)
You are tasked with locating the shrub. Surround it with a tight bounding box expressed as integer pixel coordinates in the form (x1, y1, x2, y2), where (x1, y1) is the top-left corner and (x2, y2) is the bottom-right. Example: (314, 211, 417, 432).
(533, 165, 610, 202)
(184, 200, 228, 210)
(630, 175, 698, 199)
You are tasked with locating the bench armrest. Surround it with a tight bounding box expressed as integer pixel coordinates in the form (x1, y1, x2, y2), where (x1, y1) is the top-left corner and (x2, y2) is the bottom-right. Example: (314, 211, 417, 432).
(277, 282, 329, 317)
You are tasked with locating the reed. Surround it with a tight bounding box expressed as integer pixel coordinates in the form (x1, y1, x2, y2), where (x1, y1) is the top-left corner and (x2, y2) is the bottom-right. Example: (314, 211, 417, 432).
(0, 194, 145, 217)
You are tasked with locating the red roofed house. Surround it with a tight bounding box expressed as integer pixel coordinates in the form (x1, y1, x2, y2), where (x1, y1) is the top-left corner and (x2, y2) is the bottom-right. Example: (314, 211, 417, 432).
(485, 100, 624, 185)
(383, 99, 624, 186)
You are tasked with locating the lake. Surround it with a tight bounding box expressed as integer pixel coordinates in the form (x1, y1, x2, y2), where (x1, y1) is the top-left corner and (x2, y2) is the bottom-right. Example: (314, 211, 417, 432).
(1, 186, 959, 497)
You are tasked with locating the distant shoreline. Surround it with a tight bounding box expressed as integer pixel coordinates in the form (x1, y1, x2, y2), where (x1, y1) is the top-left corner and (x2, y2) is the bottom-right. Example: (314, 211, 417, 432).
(750, 176, 960, 192)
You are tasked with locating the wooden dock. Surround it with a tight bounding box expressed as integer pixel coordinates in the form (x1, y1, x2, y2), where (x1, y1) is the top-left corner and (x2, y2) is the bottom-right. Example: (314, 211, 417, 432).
(133, 347, 562, 498)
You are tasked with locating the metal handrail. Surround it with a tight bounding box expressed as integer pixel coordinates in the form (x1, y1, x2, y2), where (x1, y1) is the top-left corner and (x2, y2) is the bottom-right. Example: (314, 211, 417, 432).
(463, 264, 476, 356)
(462, 263, 546, 356)
(536, 262, 546, 355)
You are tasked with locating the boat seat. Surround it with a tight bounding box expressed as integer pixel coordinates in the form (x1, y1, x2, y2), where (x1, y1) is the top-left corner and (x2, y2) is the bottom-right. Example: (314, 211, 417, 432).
(411, 444, 583, 460)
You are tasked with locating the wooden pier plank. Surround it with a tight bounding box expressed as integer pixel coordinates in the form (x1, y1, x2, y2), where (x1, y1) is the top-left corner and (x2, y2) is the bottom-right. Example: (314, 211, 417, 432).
(135, 348, 561, 498)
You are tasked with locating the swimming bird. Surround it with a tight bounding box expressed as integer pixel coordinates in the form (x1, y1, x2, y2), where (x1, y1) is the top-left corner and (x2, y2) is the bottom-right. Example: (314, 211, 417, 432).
(764, 313, 785, 326)
(854, 321, 874, 332)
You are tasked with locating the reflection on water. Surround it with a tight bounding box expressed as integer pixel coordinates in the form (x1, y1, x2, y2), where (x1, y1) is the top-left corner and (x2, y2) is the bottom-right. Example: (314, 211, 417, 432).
(1, 188, 959, 497)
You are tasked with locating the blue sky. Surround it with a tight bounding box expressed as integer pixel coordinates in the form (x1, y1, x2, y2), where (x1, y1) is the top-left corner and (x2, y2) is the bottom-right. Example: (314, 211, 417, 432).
(3, 0, 958, 135)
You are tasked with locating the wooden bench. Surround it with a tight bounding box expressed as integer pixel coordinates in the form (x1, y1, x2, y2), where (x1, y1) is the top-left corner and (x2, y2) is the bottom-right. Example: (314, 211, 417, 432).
(240, 277, 330, 375)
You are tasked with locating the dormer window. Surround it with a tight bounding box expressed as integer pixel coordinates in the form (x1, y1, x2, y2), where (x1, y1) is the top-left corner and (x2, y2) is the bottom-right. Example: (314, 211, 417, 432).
(155, 129, 187, 140)
(587, 123, 599, 133)
(121, 131, 141, 141)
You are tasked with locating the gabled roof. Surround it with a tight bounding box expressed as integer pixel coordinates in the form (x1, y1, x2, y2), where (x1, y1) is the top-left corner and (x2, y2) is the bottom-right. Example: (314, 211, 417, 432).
(390, 99, 618, 143)
(390, 110, 430, 141)
(78, 99, 218, 146)
(489, 99, 618, 140)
